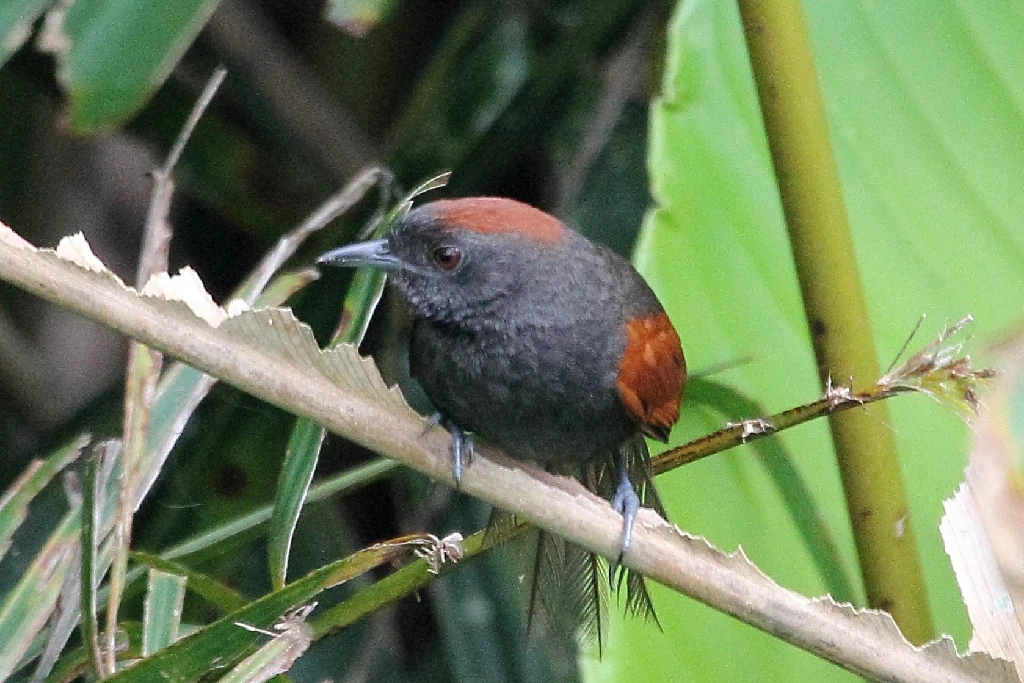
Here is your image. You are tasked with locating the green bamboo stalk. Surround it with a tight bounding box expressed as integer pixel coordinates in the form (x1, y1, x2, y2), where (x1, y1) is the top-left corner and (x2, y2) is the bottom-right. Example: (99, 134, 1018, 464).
(735, 0, 934, 642)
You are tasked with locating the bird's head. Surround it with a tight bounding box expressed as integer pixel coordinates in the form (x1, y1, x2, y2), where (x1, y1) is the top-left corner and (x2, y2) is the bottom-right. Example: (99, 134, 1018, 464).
(317, 197, 572, 324)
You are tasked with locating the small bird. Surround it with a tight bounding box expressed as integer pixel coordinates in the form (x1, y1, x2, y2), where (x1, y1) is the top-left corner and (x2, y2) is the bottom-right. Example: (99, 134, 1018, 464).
(318, 197, 685, 638)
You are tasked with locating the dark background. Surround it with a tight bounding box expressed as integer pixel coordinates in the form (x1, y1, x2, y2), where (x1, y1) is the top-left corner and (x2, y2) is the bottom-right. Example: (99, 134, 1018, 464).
(0, 1, 669, 680)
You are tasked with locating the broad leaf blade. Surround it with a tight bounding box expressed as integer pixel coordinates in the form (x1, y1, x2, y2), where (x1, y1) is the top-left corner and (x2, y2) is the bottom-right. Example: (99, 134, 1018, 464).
(616, 0, 1024, 680)
(686, 378, 857, 604)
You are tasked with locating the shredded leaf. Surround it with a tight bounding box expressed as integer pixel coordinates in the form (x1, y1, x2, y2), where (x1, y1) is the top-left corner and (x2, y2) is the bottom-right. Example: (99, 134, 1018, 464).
(54, 233, 108, 274)
(0, 220, 36, 250)
(941, 482, 1024, 677)
(141, 267, 247, 327)
(940, 325, 1024, 678)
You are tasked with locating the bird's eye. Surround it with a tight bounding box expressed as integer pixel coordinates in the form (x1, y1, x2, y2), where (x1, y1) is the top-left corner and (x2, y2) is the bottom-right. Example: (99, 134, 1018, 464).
(432, 246, 462, 271)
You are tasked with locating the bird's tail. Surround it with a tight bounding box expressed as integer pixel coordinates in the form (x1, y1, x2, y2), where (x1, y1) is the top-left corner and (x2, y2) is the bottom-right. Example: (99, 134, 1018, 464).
(485, 434, 664, 653)
(587, 433, 663, 628)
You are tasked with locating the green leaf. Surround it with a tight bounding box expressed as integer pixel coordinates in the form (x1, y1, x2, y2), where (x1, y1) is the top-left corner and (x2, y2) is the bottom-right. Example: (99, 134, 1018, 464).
(55, 0, 222, 132)
(130, 552, 247, 614)
(0, 513, 79, 681)
(0, 0, 49, 66)
(79, 444, 103, 677)
(40, 623, 145, 683)
(29, 564, 85, 683)
(142, 569, 187, 656)
(268, 421, 326, 590)
(0, 435, 85, 563)
(267, 172, 447, 590)
(163, 458, 398, 564)
(686, 378, 857, 604)
(105, 538, 433, 683)
(108, 459, 396, 644)
(309, 532, 488, 638)
(215, 606, 313, 683)
(602, 0, 1024, 680)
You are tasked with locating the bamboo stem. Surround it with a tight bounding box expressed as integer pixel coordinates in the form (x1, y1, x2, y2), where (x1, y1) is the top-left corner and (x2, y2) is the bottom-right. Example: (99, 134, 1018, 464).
(735, 0, 934, 642)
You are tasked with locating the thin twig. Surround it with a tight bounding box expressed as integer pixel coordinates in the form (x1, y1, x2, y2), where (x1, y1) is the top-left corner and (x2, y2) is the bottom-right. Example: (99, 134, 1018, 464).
(235, 166, 391, 303)
(162, 68, 227, 176)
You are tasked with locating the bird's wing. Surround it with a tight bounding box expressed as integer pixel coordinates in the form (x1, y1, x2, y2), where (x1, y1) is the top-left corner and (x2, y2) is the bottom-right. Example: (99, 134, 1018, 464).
(616, 312, 686, 442)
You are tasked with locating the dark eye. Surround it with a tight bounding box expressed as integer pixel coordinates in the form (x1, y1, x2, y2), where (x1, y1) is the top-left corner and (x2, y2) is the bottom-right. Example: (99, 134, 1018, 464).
(432, 246, 462, 271)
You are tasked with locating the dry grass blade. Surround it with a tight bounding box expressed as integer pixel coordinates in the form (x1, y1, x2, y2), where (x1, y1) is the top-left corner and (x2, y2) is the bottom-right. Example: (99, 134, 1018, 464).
(226, 604, 316, 683)
(29, 553, 83, 683)
(940, 324, 1024, 678)
(105, 67, 228, 675)
(941, 483, 1024, 679)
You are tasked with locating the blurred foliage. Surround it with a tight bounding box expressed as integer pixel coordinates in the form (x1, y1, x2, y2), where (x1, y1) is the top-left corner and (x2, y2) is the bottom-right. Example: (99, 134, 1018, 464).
(0, 0, 1022, 682)
(0, 0, 664, 681)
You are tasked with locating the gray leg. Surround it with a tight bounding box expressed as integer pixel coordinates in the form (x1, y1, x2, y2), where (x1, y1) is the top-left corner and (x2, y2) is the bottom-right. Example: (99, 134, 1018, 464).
(428, 413, 474, 487)
(609, 450, 641, 586)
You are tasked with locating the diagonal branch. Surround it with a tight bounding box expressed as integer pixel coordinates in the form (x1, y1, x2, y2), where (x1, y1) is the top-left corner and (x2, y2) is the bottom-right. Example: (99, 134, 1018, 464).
(0, 227, 1012, 683)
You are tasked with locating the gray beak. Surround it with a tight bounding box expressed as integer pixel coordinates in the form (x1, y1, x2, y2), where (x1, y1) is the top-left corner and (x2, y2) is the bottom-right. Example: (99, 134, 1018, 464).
(316, 239, 403, 270)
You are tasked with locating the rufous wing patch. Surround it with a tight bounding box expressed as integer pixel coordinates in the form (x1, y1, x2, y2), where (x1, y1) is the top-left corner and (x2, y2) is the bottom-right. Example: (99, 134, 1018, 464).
(427, 197, 567, 243)
(617, 312, 686, 442)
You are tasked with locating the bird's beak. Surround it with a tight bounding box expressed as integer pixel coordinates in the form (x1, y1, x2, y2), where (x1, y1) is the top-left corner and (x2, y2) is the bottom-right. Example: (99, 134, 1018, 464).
(316, 239, 403, 270)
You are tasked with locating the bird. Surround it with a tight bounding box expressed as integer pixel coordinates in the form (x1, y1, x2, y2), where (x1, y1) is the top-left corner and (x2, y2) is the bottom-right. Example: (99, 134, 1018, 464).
(318, 196, 686, 642)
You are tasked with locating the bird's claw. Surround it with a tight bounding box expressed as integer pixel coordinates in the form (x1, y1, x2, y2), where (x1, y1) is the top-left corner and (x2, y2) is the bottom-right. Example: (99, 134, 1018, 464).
(608, 457, 641, 588)
(427, 413, 474, 487)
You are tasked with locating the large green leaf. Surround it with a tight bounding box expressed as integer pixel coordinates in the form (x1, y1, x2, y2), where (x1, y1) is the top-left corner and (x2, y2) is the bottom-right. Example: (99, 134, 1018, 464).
(590, 1, 1024, 681)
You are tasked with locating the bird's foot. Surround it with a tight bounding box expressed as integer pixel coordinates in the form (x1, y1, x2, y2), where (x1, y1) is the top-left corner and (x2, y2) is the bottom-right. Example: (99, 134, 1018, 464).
(426, 413, 474, 487)
(608, 457, 641, 589)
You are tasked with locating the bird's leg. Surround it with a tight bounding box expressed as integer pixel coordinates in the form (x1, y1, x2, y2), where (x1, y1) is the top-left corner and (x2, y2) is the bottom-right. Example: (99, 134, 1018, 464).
(609, 450, 641, 587)
(426, 413, 474, 487)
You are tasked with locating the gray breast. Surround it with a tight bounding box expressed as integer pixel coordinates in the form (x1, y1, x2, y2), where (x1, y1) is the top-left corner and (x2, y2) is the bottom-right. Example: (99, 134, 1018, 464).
(409, 318, 635, 463)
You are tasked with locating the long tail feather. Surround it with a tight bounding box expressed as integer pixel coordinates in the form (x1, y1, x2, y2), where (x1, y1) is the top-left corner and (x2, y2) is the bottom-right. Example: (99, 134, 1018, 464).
(485, 435, 666, 652)
(590, 434, 664, 626)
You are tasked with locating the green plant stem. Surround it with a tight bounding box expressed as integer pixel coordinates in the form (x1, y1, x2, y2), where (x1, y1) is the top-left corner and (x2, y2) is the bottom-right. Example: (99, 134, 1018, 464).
(653, 386, 911, 474)
(735, 0, 933, 642)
